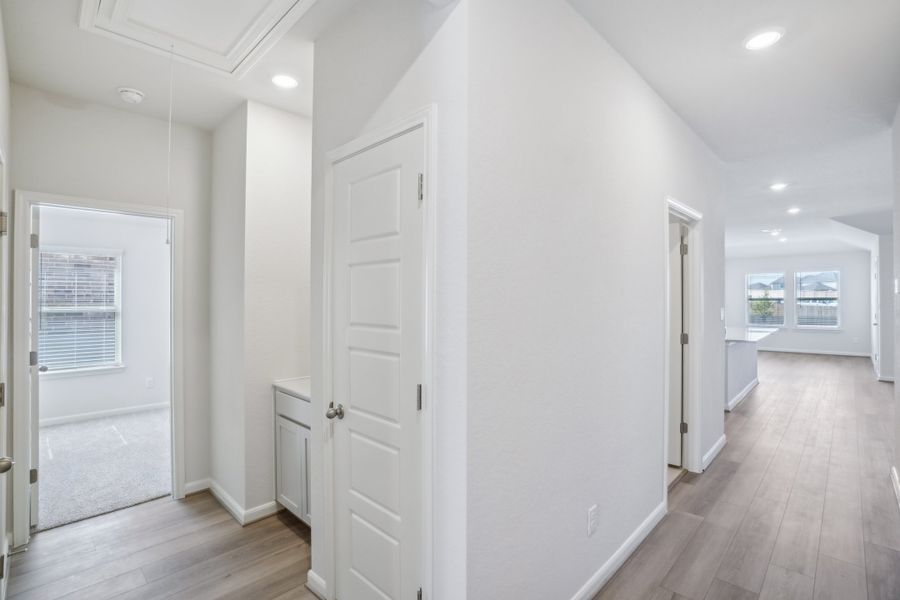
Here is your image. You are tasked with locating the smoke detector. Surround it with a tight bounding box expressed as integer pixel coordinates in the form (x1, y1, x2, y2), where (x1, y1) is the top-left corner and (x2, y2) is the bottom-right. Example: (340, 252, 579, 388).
(117, 87, 145, 104)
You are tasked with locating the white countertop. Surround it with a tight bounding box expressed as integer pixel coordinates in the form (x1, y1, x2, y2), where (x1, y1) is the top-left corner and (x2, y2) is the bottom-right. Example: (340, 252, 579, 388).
(273, 377, 311, 401)
(726, 327, 777, 343)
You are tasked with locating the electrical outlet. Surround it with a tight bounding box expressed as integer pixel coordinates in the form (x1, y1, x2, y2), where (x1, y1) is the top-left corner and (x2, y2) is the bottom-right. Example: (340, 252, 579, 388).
(587, 504, 599, 537)
(145, 377, 155, 389)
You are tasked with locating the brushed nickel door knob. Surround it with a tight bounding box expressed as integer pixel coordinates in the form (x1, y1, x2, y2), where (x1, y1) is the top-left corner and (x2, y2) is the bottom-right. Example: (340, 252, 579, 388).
(326, 404, 345, 420)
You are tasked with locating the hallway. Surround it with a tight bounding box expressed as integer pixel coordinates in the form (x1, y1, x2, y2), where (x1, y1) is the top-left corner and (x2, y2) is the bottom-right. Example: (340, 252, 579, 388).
(596, 352, 900, 600)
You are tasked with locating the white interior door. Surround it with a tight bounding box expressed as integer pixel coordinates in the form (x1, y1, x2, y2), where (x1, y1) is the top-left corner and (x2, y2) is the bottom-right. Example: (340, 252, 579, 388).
(27, 206, 40, 531)
(0, 164, 11, 591)
(871, 260, 880, 371)
(331, 126, 424, 600)
(667, 220, 683, 467)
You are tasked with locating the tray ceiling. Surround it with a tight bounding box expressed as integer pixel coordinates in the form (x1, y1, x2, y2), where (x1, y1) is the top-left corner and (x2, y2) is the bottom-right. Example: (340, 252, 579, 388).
(79, 0, 319, 77)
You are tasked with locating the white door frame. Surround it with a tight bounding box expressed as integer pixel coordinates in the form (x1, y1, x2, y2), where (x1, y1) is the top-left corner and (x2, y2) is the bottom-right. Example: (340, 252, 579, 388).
(315, 106, 436, 600)
(11, 190, 186, 547)
(664, 197, 704, 484)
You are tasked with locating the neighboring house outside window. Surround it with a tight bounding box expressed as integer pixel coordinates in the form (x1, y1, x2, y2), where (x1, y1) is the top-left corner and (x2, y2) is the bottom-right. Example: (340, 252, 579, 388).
(796, 270, 840, 328)
(38, 248, 123, 373)
(746, 273, 785, 326)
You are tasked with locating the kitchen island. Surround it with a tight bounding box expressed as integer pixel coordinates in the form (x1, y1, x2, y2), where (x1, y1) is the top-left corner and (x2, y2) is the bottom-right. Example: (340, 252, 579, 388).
(725, 327, 776, 411)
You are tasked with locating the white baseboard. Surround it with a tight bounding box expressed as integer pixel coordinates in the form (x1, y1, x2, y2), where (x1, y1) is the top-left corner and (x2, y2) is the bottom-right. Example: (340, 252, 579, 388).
(209, 480, 244, 524)
(40, 402, 169, 427)
(891, 467, 900, 517)
(726, 379, 758, 412)
(208, 479, 280, 526)
(759, 348, 869, 358)
(702, 434, 727, 470)
(878, 376, 895, 383)
(568, 501, 666, 600)
(306, 570, 328, 599)
(244, 501, 280, 525)
(184, 478, 210, 495)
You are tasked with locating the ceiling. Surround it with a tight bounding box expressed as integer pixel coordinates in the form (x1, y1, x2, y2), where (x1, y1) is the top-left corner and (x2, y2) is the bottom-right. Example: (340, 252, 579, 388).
(569, 0, 900, 257)
(2, 0, 359, 129)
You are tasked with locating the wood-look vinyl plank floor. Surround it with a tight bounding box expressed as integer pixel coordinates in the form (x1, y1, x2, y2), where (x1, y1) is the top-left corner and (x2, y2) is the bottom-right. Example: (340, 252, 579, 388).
(596, 353, 900, 600)
(8, 493, 311, 600)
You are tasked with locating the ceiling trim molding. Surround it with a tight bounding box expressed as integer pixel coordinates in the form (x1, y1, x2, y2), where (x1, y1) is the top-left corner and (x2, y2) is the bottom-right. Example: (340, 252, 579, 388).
(78, 0, 319, 78)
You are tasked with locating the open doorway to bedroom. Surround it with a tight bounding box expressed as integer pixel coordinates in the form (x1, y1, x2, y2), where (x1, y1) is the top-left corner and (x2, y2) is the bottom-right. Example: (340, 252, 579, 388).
(34, 204, 172, 530)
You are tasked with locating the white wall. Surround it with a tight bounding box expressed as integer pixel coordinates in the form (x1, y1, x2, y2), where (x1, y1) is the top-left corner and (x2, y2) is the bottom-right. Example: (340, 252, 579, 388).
(243, 101, 311, 511)
(209, 101, 311, 515)
(10, 84, 212, 484)
(725, 251, 872, 356)
(209, 104, 247, 505)
(311, 1, 468, 595)
(39, 206, 170, 424)
(466, 1, 725, 597)
(893, 104, 900, 493)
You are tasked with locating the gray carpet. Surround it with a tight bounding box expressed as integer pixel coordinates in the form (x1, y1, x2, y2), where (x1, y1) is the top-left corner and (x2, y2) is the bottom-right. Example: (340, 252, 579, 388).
(38, 407, 172, 530)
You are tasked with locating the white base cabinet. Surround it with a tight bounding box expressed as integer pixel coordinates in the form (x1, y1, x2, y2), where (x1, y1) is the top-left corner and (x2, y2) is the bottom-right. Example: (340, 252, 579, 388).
(273, 379, 312, 525)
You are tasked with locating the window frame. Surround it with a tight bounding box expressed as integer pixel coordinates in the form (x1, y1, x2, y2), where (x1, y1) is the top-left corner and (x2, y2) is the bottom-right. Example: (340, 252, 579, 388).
(794, 269, 841, 330)
(745, 272, 786, 327)
(38, 245, 125, 376)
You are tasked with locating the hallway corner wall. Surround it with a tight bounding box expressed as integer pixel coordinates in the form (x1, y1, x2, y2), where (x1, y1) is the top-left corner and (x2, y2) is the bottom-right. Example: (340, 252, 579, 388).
(892, 104, 900, 499)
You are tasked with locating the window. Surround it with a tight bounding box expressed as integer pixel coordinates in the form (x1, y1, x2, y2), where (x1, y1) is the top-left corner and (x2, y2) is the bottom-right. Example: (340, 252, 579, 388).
(38, 248, 122, 372)
(796, 271, 840, 328)
(746, 273, 785, 326)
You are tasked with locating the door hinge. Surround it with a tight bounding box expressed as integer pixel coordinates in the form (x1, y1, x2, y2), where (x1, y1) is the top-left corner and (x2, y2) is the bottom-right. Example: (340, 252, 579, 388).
(417, 173, 424, 205)
(30, 233, 39, 249)
(30, 468, 38, 484)
(0, 382, 5, 407)
(0, 554, 5, 580)
(680, 242, 688, 256)
(0, 211, 7, 236)
(417, 588, 422, 600)
(29, 351, 38, 367)
(680, 422, 688, 434)
(416, 384, 423, 411)
(680, 332, 689, 345)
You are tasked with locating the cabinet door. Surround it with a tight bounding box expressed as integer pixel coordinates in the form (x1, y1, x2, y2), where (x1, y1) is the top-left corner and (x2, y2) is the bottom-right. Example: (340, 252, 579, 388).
(298, 424, 311, 524)
(275, 416, 303, 517)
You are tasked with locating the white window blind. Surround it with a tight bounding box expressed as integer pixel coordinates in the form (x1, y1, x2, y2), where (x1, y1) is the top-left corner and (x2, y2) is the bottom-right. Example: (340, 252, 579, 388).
(38, 249, 122, 372)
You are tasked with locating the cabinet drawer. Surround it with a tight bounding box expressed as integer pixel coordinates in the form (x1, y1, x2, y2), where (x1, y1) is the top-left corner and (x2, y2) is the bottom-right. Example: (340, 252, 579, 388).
(275, 390, 312, 426)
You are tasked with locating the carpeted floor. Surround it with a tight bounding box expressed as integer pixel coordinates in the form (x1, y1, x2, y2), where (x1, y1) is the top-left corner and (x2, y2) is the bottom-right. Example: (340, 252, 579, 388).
(38, 407, 172, 530)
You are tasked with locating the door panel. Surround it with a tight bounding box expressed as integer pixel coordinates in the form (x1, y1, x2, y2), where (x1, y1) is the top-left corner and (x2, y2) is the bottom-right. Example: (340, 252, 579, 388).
(668, 220, 683, 467)
(0, 166, 9, 591)
(28, 206, 40, 530)
(332, 127, 424, 600)
(276, 416, 302, 516)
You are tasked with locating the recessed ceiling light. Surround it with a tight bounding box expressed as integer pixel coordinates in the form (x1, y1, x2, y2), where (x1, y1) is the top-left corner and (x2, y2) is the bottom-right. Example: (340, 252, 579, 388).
(271, 74, 298, 89)
(787, 207, 801, 215)
(745, 29, 785, 51)
(769, 182, 789, 191)
(779, 237, 788, 242)
(117, 87, 145, 104)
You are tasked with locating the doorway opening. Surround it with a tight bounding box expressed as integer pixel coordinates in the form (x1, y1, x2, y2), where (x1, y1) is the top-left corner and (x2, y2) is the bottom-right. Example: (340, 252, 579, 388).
(13, 194, 183, 543)
(664, 197, 705, 487)
(35, 206, 172, 530)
